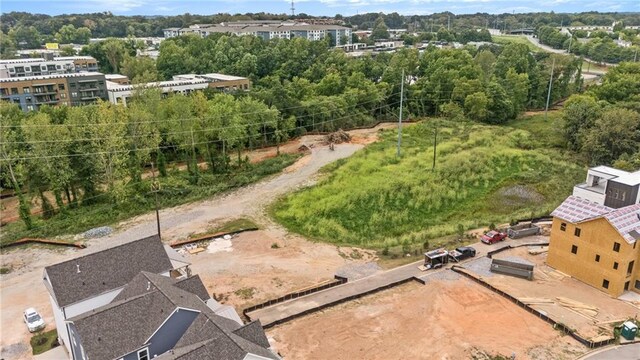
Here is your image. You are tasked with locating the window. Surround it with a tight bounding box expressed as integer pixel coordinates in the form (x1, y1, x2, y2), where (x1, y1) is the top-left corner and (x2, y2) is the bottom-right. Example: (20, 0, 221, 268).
(595, 254, 600, 262)
(11, 88, 18, 95)
(59, 84, 65, 90)
(571, 245, 578, 254)
(137, 348, 149, 360)
(613, 262, 619, 270)
(613, 242, 621, 252)
(71, 92, 78, 97)
(22, 87, 30, 94)
(602, 279, 609, 289)
(60, 93, 66, 99)
(560, 223, 566, 231)
(628, 261, 635, 276)
(574, 228, 581, 237)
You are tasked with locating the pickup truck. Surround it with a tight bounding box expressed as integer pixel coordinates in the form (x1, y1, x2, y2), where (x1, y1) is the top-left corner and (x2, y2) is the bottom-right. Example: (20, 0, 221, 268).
(449, 246, 476, 262)
(481, 230, 507, 245)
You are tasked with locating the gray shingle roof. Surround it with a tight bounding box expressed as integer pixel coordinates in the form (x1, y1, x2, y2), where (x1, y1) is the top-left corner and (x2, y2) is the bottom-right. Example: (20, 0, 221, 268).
(233, 321, 271, 349)
(175, 275, 210, 302)
(44, 235, 173, 307)
(71, 272, 276, 360)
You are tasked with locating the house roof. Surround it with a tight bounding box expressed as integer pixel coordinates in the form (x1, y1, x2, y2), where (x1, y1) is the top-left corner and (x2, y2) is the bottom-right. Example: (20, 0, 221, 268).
(70, 272, 276, 360)
(44, 235, 172, 307)
(604, 203, 640, 243)
(550, 195, 612, 224)
(552, 196, 640, 244)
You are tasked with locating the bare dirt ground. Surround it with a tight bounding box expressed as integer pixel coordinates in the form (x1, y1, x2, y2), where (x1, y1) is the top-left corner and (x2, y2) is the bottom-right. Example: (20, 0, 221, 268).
(268, 278, 585, 360)
(467, 247, 640, 341)
(0, 124, 393, 359)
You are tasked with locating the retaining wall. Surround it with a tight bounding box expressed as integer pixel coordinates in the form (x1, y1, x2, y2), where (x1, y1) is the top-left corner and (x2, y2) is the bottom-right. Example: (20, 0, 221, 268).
(451, 266, 615, 349)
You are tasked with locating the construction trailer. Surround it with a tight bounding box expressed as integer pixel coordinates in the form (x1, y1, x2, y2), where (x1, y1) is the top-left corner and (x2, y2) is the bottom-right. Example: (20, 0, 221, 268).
(490, 258, 534, 280)
(424, 249, 450, 269)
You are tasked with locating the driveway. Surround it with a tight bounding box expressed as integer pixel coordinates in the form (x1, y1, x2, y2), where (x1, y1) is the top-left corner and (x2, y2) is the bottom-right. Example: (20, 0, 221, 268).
(580, 343, 640, 360)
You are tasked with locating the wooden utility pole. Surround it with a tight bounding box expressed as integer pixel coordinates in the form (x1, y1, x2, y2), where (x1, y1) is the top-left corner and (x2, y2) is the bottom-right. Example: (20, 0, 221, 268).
(544, 58, 556, 121)
(151, 162, 161, 239)
(432, 123, 438, 170)
(397, 69, 405, 157)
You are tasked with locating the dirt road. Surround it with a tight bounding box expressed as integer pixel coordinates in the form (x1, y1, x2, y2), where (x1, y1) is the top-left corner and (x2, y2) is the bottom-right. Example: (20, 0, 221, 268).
(0, 139, 368, 359)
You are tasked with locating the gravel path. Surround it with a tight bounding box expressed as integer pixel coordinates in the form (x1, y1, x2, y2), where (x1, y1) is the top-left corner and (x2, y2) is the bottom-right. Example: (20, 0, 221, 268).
(462, 257, 494, 278)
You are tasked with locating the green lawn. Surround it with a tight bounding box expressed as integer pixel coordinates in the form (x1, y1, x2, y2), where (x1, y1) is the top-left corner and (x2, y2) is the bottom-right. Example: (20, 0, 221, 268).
(582, 60, 610, 73)
(30, 329, 58, 355)
(1, 154, 299, 246)
(492, 35, 539, 52)
(272, 116, 584, 248)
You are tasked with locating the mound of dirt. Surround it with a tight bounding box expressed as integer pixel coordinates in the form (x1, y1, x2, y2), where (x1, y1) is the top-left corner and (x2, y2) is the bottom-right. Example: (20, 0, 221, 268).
(324, 129, 351, 144)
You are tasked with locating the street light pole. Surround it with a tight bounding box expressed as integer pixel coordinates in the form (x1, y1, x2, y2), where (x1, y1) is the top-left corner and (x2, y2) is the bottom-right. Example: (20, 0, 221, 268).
(397, 69, 405, 157)
(544, 58, 556, 121)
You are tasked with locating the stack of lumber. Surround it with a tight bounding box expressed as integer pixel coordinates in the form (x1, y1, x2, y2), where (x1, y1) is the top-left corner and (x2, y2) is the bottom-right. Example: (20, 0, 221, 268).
(528, 246, 549, 255)
(556, 296, 599, 318)
(520, 297, 554, 305)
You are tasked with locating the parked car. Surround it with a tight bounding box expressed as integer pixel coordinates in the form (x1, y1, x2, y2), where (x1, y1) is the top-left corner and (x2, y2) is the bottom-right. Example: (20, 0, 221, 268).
(24, 308, 45, 332)
(454, 246, 476, 259)
(481, 231, 507, 244)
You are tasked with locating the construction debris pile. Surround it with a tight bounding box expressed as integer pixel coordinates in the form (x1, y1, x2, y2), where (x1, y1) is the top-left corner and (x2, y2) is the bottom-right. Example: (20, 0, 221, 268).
(520, 296, 599, 318)
(324, 129, 351, 144)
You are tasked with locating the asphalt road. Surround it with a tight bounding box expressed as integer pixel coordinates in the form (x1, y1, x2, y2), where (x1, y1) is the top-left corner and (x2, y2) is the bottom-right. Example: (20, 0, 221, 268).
(581, 343, 640, 360)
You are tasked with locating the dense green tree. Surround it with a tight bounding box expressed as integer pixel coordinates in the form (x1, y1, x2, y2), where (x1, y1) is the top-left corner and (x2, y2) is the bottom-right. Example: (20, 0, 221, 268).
(581, 108, 640, 165)
(371, 16, 389, 40)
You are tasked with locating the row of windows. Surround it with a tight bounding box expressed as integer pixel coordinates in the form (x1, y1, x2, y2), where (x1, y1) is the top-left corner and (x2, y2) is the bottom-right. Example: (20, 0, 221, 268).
(571, 244, 635, 274)
(560, 222, 622, 252)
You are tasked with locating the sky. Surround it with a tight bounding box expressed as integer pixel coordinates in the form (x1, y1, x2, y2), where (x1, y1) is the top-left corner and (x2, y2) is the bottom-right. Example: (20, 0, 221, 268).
(1, 0, 639, 17)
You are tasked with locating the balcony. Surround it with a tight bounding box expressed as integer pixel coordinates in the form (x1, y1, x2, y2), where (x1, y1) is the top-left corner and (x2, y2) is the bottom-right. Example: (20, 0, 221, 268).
(573, 183, 606, 204)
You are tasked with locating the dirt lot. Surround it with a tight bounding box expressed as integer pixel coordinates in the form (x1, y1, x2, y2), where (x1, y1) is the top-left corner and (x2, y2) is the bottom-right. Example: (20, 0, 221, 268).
(268, 278, 585, 360)
(465, 247, 640, 341)
(0, 125, 389, 359)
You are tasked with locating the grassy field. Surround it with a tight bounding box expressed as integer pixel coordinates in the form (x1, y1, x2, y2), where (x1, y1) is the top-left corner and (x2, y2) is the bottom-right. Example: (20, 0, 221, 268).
(582, 60, 610, 73)
(492, 35, 540, 52)
(1, 154, 299, 245)
(272, 115, 585, 248)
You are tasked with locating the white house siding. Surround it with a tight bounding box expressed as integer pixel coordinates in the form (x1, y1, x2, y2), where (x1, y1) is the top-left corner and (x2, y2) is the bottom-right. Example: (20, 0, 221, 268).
(49, 294, 71, 357)
(243, 353, 278, 360)
(572, 186, 606, 204)
(64, 288, 122, 318)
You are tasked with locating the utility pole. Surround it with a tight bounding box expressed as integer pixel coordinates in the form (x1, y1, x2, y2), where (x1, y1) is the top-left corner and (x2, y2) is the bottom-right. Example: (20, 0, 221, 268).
(568, 36, 573, 53)
(447, 15, 450, 31)
(397, 69, 405, 157)
(432, 123, 438, 170)
(290, 0, 295, 17)
(151, 162, 161, 239)
(544, 57, 556, 121)
(634, 47, 638, 62)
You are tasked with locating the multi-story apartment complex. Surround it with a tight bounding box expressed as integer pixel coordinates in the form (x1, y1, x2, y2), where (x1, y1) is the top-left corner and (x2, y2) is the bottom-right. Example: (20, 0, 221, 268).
(0, 56, 99, 78)
(1, 72, 108, 111)
(547, 166, 640, 297)
(163, 21, 352, 46)
(106, 73, 250, 105)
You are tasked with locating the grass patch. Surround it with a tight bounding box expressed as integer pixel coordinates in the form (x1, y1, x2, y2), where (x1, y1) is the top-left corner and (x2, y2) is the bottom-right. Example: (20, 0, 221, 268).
(272, 118, 584, 248)
(30, 329, 58, 355)
(582, 60, 610, 73)
(1, 154, 299, 246)
(506, 110, 566, 149)
(0, 267, 11, 275)
(492, 35, 539, 52)
(234, 287, 256, 300)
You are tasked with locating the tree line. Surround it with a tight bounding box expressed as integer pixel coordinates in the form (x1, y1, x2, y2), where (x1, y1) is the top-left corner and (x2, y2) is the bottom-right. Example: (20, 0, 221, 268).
(1, 34, 582, 230)
(562, 62, 640, 169)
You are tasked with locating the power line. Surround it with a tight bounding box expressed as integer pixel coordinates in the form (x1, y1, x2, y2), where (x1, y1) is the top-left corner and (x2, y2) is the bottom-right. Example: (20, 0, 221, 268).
(2, 93, 402, 145)
(1, 88, 458, 129)
(2, 101, 403, 161)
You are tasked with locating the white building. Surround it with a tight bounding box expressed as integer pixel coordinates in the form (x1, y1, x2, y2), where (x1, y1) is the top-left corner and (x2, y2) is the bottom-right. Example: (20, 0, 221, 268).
(573, 166, 640, 208)
(0, 56, 98, 78)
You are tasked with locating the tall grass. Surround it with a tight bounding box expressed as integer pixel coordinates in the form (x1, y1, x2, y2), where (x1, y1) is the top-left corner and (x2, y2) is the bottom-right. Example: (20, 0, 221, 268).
(272, 117, 584, 248)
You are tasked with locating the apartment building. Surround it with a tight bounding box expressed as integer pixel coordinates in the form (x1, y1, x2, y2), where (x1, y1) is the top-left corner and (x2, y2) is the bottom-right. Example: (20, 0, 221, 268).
(1, 72, 108, 111)
(106, 73, 250, 105)
(547, 166, 640, 297)
(0, 56, 99, 78)
(164, 21, 352, 46)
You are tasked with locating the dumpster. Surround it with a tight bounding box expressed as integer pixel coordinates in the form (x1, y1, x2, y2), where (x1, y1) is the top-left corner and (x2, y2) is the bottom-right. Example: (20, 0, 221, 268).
(621, 321, 638, 341)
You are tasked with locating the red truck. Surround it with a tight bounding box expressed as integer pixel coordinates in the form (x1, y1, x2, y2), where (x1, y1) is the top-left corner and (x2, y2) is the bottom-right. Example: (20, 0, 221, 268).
(481, 230, 507, 245)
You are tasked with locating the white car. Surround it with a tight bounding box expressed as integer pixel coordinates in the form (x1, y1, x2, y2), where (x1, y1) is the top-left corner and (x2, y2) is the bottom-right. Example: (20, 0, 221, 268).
(24, 308, 45, 332)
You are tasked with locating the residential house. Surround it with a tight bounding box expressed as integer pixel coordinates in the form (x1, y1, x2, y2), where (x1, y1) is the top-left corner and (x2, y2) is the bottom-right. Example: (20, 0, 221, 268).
(547, 195, 640, 297)
(43, 235, 191, 356)
(572, 165, 640, 208)
(67, 271, 277, 360)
